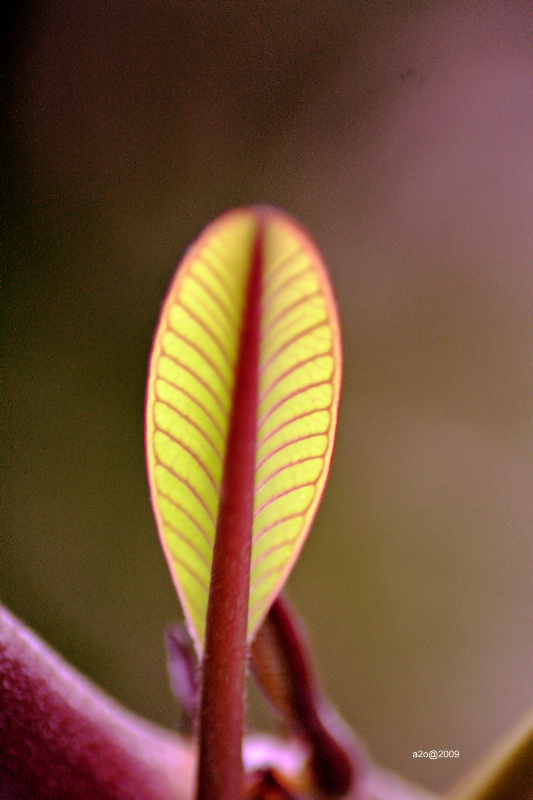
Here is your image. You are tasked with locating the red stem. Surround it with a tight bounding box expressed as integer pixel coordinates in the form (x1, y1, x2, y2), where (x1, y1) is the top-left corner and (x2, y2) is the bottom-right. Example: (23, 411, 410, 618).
(195, 215, 264, 800)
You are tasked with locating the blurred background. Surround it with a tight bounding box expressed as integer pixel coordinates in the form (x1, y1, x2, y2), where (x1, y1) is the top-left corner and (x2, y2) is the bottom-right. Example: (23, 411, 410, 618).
(2, 1, 532, 792)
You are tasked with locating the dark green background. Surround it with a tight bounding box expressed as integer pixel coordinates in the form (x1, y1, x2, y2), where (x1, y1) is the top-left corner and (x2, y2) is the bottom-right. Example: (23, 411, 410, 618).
(2, 2, 532, 792)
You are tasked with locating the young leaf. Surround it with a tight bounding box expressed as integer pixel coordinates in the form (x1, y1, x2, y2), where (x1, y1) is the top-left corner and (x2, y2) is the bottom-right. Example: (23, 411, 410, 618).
(250, 597, 365, 797)
(145, 206, 341, 654)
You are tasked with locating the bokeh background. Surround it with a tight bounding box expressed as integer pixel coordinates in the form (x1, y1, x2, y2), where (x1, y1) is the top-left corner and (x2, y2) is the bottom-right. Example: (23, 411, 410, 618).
(2, 1, 532, 792)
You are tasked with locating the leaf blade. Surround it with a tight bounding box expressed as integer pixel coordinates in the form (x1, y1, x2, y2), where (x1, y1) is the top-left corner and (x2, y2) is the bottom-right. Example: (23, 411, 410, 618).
(146, 209, 257, 646)
(249, 213, 342, 636)
(146, 207, 341, 652)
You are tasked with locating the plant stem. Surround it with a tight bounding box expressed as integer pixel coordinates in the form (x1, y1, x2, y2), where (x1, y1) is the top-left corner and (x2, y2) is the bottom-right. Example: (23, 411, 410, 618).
(195, 215, 264, 800)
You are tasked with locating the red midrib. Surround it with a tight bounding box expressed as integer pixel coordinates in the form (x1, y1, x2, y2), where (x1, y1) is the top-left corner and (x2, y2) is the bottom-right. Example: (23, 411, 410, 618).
(196, 213, 264, 800)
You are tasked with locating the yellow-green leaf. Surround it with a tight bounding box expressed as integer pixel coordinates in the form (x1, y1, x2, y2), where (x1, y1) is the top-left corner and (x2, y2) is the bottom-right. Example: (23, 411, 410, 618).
(145, 207, 341, 653)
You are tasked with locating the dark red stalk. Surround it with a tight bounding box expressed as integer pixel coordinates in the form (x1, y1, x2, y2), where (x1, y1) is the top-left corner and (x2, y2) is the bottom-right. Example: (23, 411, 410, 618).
(195, 215, 265, 800)
(251, 597, 369, 798)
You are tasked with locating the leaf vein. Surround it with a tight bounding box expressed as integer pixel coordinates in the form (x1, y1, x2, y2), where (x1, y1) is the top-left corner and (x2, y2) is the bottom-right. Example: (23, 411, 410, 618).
(187, 271, 234, 331)
(251, 535, 299, 571)
(262, 247, 302, 289)
(255, 455, 324, 492)
(252, 511, 304, 544)
(155, 463, 216, 525)
(249, 563, 286, 594)
(164, 518, 211, 569)
(254, 481, 316, 519)
(163, 329, 231, 396)
(171, 297, 233, 371)
(263, 264, 313, 307)
(259, 349, 332, 405)
(153, 421, 219, 490)
(256, 405, 333, 451)
(173, 555, 209, 593)
(258, 379, 331, 430)
(154, 392, 223, 459)
(159, 350, 227, 417)
(260, 319, 328, 376)
(197, 254, 238, 306)
(155, 489, 213, 547)
(261, 289, 321, 340)
(256, 431, 328, 471)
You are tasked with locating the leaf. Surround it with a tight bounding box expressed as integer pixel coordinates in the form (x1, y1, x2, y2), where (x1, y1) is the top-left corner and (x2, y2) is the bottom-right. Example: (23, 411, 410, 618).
(250, 597, 358, 797)
(145, 206, 342, 653)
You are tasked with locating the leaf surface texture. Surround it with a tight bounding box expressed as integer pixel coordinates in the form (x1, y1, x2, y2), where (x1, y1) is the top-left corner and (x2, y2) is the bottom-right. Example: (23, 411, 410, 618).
(146, 207, 341, 651)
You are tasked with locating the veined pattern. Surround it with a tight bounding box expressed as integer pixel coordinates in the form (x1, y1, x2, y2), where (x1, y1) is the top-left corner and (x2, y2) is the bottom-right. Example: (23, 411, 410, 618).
(249, 215, 341, 634)
(146, 208, 341, 651)
(146, 211, 256, 645)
